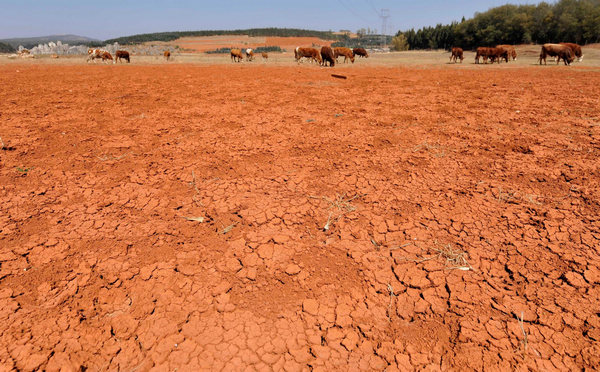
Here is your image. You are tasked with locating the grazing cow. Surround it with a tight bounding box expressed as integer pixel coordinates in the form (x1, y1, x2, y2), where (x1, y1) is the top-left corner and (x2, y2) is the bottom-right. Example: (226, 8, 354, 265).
(560, 43, 583, 62)
(101, 51, 113, 62)
(246, 48, 254, 61)
(450, 47, 464, 63)
(87, 48, 112, 63)
(333, 47, 354, 63)
(115, 50, 130, 63)
(295, 47, 322, 64)
(320, 46, 335, 67)
(488, 47, 509, 64)
(496, 45, 517, 61)
(475, 47, 508, 64)
(539, 43, 574, 65)
(261, 52, 268, 60)
(230, 48, 243, 62)
(164, 51, 171, 61)
(353, 47, 369, 58)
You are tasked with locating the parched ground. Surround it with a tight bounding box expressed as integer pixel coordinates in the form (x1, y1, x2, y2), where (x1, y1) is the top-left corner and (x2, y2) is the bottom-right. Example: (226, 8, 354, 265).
(1, 61, 599, 371)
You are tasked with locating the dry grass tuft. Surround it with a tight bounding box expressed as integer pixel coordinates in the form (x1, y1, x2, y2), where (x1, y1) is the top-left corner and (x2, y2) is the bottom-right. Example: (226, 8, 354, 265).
(518, 312, 528, 359)
(400, 242, 473, 271)
(310, 193, 362, 231)
(189, 171, 203, 207)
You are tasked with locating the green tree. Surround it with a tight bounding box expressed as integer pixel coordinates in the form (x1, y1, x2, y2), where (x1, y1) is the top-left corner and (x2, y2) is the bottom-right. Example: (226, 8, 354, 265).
(391, 34, 409, 51)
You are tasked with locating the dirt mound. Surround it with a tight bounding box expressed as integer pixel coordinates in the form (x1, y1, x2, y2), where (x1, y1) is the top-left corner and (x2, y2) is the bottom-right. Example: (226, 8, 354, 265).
(1, 64, 599, 370)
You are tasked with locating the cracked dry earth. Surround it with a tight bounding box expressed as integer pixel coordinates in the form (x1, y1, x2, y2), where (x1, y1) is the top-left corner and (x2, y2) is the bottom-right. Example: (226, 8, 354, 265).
(1, 63, 600, 371)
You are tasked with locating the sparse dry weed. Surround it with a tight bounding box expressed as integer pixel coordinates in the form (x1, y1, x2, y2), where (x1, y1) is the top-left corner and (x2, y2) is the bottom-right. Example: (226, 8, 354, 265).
(310, 193, 362, 231)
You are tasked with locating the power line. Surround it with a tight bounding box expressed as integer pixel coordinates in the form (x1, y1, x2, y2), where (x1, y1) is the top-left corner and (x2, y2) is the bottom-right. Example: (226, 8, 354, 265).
(336, 0, 373, 25)
(365, 0, 380, 18)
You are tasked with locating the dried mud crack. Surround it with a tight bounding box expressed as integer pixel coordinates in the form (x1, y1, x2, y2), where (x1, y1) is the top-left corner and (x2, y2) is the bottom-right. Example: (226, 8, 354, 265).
(1, 64, 599, 370)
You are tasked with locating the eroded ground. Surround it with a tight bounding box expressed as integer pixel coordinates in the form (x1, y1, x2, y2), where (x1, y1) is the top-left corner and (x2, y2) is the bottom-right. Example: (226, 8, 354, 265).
(1, 63, 599, 371)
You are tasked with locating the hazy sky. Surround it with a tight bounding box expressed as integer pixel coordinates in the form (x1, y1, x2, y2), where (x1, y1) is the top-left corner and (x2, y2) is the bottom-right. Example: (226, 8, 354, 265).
(1, 0, 540, 40)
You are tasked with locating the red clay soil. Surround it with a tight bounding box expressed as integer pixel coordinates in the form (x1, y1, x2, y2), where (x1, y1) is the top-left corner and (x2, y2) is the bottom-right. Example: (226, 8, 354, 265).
(1, 63, 599, 371)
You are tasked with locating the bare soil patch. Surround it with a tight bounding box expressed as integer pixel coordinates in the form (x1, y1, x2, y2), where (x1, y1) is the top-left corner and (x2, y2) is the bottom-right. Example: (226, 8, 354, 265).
(1, 63, 599, 370)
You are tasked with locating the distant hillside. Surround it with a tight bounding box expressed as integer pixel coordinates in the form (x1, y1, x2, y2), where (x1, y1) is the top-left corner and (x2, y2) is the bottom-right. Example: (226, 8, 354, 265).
(0, 42, 15, 53)
(105, 28, 340, 45)
(0, 34, 99, 49)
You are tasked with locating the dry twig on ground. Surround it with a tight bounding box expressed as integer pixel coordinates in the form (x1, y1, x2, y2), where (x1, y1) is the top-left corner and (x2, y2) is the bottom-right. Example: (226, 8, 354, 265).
(399, 242, 473, 271)
(309, 193, 363, 231)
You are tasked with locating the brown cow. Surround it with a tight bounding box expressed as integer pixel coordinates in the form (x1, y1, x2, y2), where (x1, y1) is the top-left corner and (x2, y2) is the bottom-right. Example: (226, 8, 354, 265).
(320, 46, 335, 67)
(245, 48, 254, 61)
(101, 51, 113, 62)
(230, 48, 243, 62)
(115, 50, 130, 63)
(164, 51, 171, 61)
(333, 47, 354, 63)
(295, 47, 322, 64)
(488, 47, 509, 64)
(496, 45, 517, 61)
(560, 43, 583, 62)
(450, 47, 464, 63)
(475, 47, 508, 64)
(353, 47, 369, 58)
(539, 43, 574, 65)
(87, 49, 112, 63)
(261, 52, 268, 60)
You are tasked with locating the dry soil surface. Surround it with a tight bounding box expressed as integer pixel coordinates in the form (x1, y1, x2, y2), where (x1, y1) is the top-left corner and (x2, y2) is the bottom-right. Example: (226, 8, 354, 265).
(1, 62, 600, 371)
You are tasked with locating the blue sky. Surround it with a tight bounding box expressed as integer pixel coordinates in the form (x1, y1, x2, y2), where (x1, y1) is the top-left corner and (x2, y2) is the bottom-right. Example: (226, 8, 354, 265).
(1, 0, 540, 40)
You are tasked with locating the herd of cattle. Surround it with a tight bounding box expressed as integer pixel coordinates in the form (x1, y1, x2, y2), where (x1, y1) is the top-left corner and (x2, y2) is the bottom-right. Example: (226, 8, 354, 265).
(450, 42, 584, 65)
(228, 46, 368, 66)
(85, 43, 584, 66)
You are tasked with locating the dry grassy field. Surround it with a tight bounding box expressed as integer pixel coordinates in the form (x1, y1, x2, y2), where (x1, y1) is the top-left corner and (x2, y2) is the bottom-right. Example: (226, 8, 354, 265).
(1, 50, 600, 370)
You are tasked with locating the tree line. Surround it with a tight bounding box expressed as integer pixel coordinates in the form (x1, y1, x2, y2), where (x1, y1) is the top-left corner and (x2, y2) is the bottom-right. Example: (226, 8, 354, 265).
(0, 42, 16, 53)
(395, 0, 600, 51)
(105, 28, 341, 45)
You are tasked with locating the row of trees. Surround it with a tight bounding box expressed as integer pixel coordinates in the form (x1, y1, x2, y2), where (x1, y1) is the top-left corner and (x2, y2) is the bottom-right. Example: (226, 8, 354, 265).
(394, 0, 600, 50)
(0, 42, 15, 53)
(105, 28, 340, 45)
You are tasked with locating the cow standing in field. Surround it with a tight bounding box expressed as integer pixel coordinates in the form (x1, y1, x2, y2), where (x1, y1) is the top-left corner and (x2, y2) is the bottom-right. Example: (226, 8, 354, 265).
(87, 49, 113, 63)
(295, 47, 322, 64)
(560, 43, 583, 62)
(539, 43, 574, 65)
(353, 47, 369, 58)
(101, 52, 113, 62)
(475, 47, 508, 64)
(496, 45, 517, 61)
(230, 48, 243, 62)
(115, 50, 130, 63)
(246, 48, 254, 61)
(320, 46, 335, 67)
(333, 47, 355, 63)
(488, 47, 509, 63)
(450, 47, 464, 63)
(261, 52, 268, 60)
(164, 51, 171, 61)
